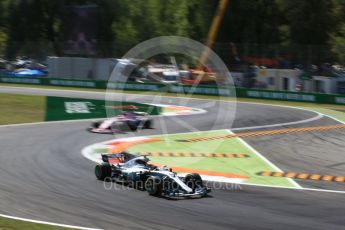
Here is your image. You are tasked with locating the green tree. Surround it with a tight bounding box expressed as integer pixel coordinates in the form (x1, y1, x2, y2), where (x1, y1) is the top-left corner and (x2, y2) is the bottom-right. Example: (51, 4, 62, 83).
(329, 0, 345, 64)
(111, 0, 212, 54)
(187, 0, 213, 40)
(329, 23, 345, 64)
(217, 0, 283, 44)
(276, 0, 336, 45)
(2, 0, 343, 63)
(0, 1, 8, 57)
(41, 0, 64, 56)
(5, 0, 48, 58)
(97, 0, 117, 56)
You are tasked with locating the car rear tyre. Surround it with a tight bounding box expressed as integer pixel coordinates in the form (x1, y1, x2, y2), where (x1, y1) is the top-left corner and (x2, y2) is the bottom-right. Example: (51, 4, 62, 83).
(92, 121, 101, 128)
(95, 163, 112, 180)
(185, 173, 203, 191)
(145, 176, 162, 196)
(112, 121, 131, 132)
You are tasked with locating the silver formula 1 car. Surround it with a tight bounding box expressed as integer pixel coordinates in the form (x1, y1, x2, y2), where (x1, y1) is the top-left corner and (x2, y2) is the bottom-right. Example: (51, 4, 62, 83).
(95, 152, 211, 198)
(88, 112, 153, 134)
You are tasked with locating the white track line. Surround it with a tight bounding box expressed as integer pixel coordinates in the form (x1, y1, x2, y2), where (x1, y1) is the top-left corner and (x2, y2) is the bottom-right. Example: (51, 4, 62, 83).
(0, 110, 322, 130)
(225, 129, 302, 189)
(82, 141, 104, 164)
(320, 113, 345, 125)
(235, 182, 345, 194)
(0, 87, 324, 130)
(81, 129, 232, 164)
(231, 112, 323, 131)
(0, 84, 341, 113)
(0, 118, 102, 128)
(83, 129, 345, 194)
(0, 85, 344, 228)
(0, 214, 102, 230)
(0, 105, 205, 129)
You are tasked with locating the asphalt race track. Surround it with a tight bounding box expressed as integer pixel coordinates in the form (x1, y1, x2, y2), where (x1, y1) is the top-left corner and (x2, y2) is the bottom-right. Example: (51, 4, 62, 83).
(1, 86, 345, 230)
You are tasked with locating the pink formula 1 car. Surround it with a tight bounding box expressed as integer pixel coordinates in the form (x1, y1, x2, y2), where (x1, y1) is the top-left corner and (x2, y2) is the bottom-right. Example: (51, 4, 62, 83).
(88, 112, 153, 134)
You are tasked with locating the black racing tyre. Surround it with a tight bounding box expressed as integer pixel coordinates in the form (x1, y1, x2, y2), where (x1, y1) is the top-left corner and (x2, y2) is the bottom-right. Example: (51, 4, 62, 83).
(145, 176, 162, 196)
(185, 173, 203, 191)
(95, 163, 112, 180)
(127, 120, 139, 131)
(92, 121, 101, 128)
(143, 119, 152, 129)
(112, 121, 131, 132)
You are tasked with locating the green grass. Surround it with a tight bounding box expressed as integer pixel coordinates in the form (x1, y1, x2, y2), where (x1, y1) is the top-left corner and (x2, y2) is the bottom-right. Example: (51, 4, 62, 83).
(0, 83, 344, 125)
(125, 130, 297, 187)
(0, 93, 45, 125)
(1, 84, 342, 226)
(304, 107, 345, 123)
(0, 217, 70, 230)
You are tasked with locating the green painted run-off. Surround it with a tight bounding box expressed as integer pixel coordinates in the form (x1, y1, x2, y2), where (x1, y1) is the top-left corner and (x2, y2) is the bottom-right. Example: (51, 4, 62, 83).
(125, 130, 298, 188)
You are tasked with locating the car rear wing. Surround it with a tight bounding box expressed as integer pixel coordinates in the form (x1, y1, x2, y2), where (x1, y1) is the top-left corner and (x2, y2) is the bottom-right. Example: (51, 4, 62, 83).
(101, 152, 137, 165)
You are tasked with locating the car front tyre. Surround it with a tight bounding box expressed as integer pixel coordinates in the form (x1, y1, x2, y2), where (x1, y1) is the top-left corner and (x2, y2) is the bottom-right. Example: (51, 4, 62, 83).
(145, 176, 162, 196)
(92, 121, 101, 128)
(143, 119, 152, 129)
(185, 173, 203, 192)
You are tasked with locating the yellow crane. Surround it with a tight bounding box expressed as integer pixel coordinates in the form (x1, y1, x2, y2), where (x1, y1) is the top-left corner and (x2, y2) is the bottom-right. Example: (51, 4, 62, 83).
(197, 0, 228, 69)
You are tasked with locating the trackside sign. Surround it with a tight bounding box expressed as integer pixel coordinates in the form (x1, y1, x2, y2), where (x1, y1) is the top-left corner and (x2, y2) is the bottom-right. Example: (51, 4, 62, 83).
(246, 90, 316, 102)
(335, 97, 345, 104)
(45, 97, 161, 121)
(169, 85, 235, 96)
(65, 102, 94, 113)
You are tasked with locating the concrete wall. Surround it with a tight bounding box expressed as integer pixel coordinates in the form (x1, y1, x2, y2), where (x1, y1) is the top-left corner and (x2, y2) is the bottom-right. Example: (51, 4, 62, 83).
(48, 57, 113, 81)
(303, 80, 313, 92)
(256, 69, 301, 91)
(311, 76, 337, 94)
